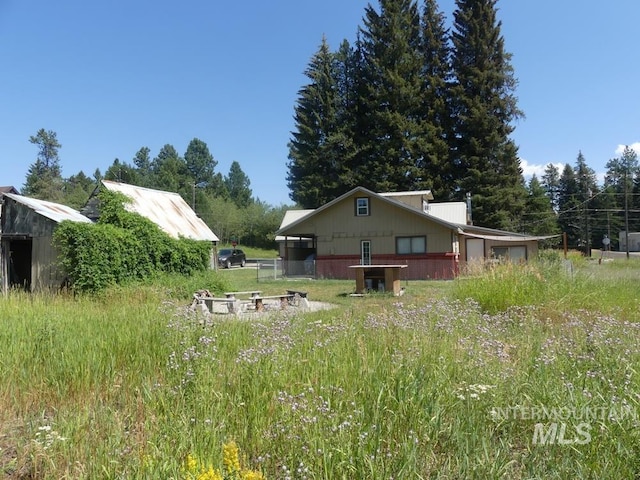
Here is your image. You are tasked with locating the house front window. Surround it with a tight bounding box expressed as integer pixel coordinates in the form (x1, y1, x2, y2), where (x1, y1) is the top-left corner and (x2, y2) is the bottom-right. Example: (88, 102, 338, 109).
(396, 236, 426, 254)
(356, 197, 370, 216)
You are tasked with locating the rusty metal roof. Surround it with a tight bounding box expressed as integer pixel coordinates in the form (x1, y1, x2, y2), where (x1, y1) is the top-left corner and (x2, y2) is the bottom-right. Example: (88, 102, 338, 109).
(3, 193, 92, 224)
(101, 180, 219, 242)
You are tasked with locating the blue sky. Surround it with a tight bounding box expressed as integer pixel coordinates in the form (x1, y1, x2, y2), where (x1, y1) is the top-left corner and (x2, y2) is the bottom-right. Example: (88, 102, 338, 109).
(1, 0, 639, 206)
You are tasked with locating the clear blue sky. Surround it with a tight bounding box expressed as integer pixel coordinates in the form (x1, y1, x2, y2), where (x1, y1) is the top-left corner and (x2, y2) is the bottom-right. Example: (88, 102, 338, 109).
(1, 0, 639, 206)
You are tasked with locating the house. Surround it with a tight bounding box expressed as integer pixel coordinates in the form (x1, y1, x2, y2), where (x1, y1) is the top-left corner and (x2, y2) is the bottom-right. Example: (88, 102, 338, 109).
(0, 186, 20, 195)
(83, 180, 220, 267)
(276, 186, 553, 281)
(0, 193, 92, 292)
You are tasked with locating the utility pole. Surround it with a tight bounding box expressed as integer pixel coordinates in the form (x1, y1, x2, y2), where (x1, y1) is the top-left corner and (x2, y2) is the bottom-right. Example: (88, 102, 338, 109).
(587, 189, 592, 256)
(625, 168, 630, 259)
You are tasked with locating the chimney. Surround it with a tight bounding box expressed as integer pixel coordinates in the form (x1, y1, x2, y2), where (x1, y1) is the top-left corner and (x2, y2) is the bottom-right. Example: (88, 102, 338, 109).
(466, 192, 473, 225)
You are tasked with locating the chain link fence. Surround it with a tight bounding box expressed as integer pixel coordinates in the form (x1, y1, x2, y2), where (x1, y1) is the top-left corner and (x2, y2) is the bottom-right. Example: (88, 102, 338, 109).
(255, 258, 316, 281)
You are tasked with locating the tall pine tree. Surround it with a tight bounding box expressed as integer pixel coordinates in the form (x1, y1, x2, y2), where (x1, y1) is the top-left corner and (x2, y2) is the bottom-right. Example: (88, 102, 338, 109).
(450, 0, 525, 229)
(357, 0, 426, 192)
(419, 0, 453, 197)
(287, 37, 343, 207)
(541, 163, 561, 213)
(524, 174, 560, 241)
(225, 161, 252, 208)
(23, 128, 64, 201)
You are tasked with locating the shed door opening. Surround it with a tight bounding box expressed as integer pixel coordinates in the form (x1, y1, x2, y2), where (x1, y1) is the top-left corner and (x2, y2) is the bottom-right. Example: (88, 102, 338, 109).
(9, 239, 32, 290)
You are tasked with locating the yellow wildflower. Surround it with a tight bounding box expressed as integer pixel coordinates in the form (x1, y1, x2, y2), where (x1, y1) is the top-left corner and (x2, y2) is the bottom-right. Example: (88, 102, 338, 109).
(184, 453, 198, 474)
(223, 441, 241, 474)
(241, 469, 265, 480)
(197, 465, 223, 480)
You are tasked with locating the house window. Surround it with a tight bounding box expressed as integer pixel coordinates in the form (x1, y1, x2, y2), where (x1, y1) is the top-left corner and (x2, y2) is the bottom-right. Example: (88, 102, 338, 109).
(355, 197, 370, 216)
(396, 236, 426, 254)
(491, 246, 527, 262)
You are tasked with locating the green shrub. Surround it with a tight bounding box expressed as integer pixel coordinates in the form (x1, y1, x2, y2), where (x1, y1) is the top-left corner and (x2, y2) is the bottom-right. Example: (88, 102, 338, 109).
(53, 190, 212, 293)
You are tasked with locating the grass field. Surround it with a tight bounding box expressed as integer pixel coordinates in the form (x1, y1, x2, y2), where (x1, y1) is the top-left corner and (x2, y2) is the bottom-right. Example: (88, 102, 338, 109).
(2, 252, 640, 479)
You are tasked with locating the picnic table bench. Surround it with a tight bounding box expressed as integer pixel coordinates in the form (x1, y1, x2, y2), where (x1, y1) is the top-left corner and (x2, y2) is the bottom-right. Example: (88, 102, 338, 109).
(286, 289, 308, 298)
(224, 291, 262, 299)
(195, 294, 242, 313)
(251, 294, 295, 312)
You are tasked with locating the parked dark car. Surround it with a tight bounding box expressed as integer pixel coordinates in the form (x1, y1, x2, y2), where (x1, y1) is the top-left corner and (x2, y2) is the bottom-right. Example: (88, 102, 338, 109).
(218, 248, 246, 269)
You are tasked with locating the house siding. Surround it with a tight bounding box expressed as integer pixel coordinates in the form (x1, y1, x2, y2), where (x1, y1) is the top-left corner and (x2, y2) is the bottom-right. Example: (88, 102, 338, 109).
(295, 194, 455, 257)
(277, 187, 544, 282)
(316, 253, 458, 280)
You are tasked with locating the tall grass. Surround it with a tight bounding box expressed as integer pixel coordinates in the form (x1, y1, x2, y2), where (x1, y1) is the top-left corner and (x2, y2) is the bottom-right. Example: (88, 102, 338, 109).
(454, 251, 640, 320)
(2, 257, 640, 478)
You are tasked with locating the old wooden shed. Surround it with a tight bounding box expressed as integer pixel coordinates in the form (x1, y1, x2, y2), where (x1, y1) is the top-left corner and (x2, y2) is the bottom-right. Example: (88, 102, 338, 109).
(0, 193, 92, 292)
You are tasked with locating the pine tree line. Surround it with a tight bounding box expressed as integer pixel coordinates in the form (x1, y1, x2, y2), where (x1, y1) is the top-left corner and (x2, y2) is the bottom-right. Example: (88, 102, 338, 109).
(21, 129, 285, 249)
(536, 147, 640, 252)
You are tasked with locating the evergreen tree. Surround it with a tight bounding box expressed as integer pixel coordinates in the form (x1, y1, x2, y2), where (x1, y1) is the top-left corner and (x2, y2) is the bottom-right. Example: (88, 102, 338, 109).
(151, 144, 188, 193)
(541, 163, 561, 212)
(523, 174, 559, 239)
(557, 163, 582, 247)
(23, 128, 64, 201)
(357, 0, 426, 192)
(449, 0, 526, 229)
(332, 39, 362, 191)
(63, 171, 95, 209)
(607, 146, 640, 237)
(225, 161, 252, 208)
(184, 138, 216, 185)
(575, 151, 599, 253)
(104, 158, 140, 184)
(287, 36, 344, 207)
(419, 0, 453, 196)
(132, 147, 152, 186)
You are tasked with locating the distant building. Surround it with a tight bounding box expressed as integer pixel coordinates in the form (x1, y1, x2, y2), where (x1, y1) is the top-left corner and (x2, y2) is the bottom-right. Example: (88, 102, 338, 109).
(618, 231, 640, 252)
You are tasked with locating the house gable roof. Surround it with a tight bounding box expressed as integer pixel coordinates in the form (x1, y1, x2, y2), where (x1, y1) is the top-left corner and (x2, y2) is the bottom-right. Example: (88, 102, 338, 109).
(96, 180, 219, 242)
(275, 186, 462, 236)
(276, 186, 557, 241)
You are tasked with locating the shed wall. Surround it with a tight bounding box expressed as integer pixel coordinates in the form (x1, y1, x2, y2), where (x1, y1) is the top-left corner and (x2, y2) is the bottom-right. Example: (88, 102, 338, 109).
(1, 198, 64, 292)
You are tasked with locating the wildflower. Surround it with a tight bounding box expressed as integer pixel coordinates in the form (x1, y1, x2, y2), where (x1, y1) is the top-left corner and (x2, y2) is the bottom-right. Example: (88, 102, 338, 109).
(241, 470, 265, 480)
(223, 441, 241, 474)
(197, 466, 222, 480)
(184, 454, 198, 475)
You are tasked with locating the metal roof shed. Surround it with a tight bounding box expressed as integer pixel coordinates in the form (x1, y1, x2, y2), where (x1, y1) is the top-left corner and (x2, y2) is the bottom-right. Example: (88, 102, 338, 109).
(1, 193, 92, 292)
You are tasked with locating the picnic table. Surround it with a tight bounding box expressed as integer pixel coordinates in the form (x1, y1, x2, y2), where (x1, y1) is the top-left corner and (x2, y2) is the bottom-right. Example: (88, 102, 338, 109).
(348, 264, 407, 296)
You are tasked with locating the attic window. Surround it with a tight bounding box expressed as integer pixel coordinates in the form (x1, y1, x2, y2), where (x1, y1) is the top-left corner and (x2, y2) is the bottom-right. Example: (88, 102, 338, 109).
(355, 197, 370, 216)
